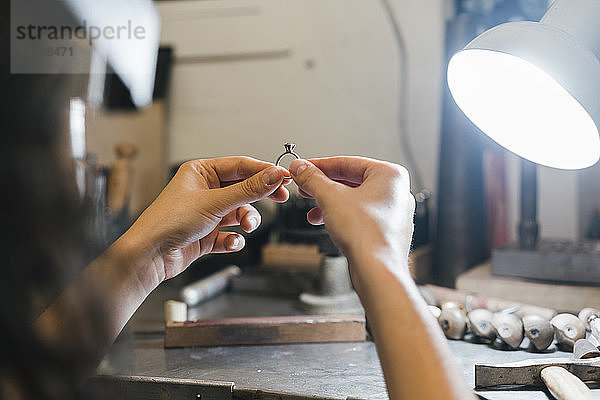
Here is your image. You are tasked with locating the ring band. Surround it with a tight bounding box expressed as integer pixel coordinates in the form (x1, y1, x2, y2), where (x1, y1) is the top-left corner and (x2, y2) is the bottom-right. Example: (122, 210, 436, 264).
(276, 143, 300, 180)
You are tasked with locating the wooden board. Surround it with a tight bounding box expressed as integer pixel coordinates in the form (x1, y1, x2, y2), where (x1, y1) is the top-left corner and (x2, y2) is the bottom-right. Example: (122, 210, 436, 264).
(457, 262, 600, 313)
(164, 315, 366, 348)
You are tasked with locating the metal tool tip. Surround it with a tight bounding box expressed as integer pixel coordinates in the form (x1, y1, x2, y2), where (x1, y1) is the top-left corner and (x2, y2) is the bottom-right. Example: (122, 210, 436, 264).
(573, 338, 600, 360)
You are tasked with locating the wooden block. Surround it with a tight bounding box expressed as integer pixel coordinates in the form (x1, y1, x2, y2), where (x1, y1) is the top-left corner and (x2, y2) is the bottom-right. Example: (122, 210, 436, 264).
(164, 315, 366, 348)
(261, 243, 322, 273)
(457, 262, 600, 313)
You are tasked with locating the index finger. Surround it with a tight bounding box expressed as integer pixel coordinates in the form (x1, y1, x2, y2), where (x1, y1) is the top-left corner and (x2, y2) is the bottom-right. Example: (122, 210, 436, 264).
(307, 156, 382, 185)
(201, 156, 290, 183)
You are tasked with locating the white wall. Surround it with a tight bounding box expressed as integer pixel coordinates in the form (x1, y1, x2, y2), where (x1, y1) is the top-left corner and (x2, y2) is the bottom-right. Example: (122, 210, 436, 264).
(158, 0, 585, 242)
(159, 0, 447, 196)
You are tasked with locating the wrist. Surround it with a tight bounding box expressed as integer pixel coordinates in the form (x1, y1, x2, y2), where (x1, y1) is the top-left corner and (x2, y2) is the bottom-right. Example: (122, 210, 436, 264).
(347, 245, 411, 292)
(348, 241, 409, 274)
(107, 230, 163, 295)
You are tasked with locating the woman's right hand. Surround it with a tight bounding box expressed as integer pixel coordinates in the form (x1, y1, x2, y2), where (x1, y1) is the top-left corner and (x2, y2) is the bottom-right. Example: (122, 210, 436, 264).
(289, 156, 415, 279)
(291, 157, 476, 400)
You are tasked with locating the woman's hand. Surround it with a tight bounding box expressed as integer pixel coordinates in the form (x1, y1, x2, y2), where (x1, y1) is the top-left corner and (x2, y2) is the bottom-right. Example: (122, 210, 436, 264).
(290, 158, 475, 400)
(36, 157, 290, 372)
(123, 157, 290, 284)
(289, 156, 414, 277)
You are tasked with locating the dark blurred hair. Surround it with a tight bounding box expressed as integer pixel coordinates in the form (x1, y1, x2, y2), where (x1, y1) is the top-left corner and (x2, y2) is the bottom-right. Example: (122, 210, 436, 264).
(0, 5, 103, 400)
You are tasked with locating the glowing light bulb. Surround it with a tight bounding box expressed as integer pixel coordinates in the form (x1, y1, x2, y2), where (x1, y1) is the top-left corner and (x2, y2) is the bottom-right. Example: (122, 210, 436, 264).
(448, 49, 599, 169)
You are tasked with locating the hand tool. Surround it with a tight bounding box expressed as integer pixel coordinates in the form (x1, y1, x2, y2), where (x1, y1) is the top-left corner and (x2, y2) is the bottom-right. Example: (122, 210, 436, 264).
(491, 312, 523, 349)
(574, 338, 600, 360)
(579, 308, 600, 342)
(107, 142, 138, 213)
(551, 313, 586, 351)
(180, 265, 241, 306)
(422, 284, 556, 320)
(523, 314, 554, 352)
(540, 366, 595, 400)
(438, 306, 467, 340)
(475, 358, 597, 399)
(477, 318, 600, 399)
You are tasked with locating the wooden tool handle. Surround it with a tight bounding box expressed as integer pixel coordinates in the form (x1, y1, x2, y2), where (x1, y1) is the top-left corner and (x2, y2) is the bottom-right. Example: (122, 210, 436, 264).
(107, 143, 138, 212)
(590, 318, 600, 342)
(540, 366, 594, 400)
(423, 284, 557, 320)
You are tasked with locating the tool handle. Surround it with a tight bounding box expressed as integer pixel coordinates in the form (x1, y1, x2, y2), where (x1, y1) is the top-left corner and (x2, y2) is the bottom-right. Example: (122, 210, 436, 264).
(180, 265, 241, 306)
(107, 143, 138, 212)
(590, 318, 600, 342)
(422, 284, 557, 320)
(540, 366, 594, 400)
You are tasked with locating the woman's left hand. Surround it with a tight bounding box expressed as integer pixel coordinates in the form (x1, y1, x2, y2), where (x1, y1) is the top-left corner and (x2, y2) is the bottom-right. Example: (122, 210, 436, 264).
(122, 157, 290, 284)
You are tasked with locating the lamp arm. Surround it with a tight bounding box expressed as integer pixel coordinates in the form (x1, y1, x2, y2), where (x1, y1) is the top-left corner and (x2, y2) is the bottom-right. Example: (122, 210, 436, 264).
(519, 159, 539, 249)
(541, 0, 600, 59)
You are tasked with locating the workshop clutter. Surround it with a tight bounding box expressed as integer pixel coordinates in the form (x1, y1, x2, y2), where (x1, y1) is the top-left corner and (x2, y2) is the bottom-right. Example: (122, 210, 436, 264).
(422, 285, 600, 396)
(420, 284, 600, 353)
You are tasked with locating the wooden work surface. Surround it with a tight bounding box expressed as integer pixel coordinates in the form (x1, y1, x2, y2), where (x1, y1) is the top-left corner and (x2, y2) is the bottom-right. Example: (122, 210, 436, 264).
(457, 262, 600, 313)
(94, 278, 600, 399)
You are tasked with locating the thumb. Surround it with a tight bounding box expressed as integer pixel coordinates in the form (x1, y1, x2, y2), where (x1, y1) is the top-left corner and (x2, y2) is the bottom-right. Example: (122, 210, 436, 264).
(290, 159, 340, 202)
(210, 166, 287, 217)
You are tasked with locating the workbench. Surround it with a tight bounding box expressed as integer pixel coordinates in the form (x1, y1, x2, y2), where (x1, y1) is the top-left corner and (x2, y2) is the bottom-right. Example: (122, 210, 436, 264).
(91, 280, 600, 399)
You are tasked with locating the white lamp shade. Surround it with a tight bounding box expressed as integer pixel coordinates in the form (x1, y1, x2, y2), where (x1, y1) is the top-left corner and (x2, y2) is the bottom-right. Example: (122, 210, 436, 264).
(448, 1, 600, 170)
(64, 0, 160, 108)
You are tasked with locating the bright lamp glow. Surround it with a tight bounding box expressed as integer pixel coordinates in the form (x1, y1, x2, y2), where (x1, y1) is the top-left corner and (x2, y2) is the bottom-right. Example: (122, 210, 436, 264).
(447, 0, 600, 169)
(448, 49, 600, 169)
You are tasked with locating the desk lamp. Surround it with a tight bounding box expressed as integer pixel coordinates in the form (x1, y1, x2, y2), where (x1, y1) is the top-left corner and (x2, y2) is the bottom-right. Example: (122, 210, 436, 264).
(447, 0, 600, 283)
(63, 0, 160, 107)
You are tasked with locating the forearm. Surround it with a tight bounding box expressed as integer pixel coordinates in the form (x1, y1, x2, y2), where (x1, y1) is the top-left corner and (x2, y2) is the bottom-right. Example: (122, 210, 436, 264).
(349, 251, 475, 400)
(35, 232, 160, 373)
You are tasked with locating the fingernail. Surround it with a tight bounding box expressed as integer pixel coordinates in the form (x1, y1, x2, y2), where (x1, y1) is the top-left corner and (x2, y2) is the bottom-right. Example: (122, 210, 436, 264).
(231, 235, 241, 249)
(290, 159, 308, 176)
(262, 166, 282, 185)
(248, 217, 258, 231)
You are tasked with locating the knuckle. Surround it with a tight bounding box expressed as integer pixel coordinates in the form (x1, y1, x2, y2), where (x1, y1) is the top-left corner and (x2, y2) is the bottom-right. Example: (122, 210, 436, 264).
(178, 160, 214, 186)
(388, 164, 409, 180)
(396, 165, 409, 179)
(178, 161, 195, 174)
(179, 160, 205, 175)
(384, 164, 411, 188)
